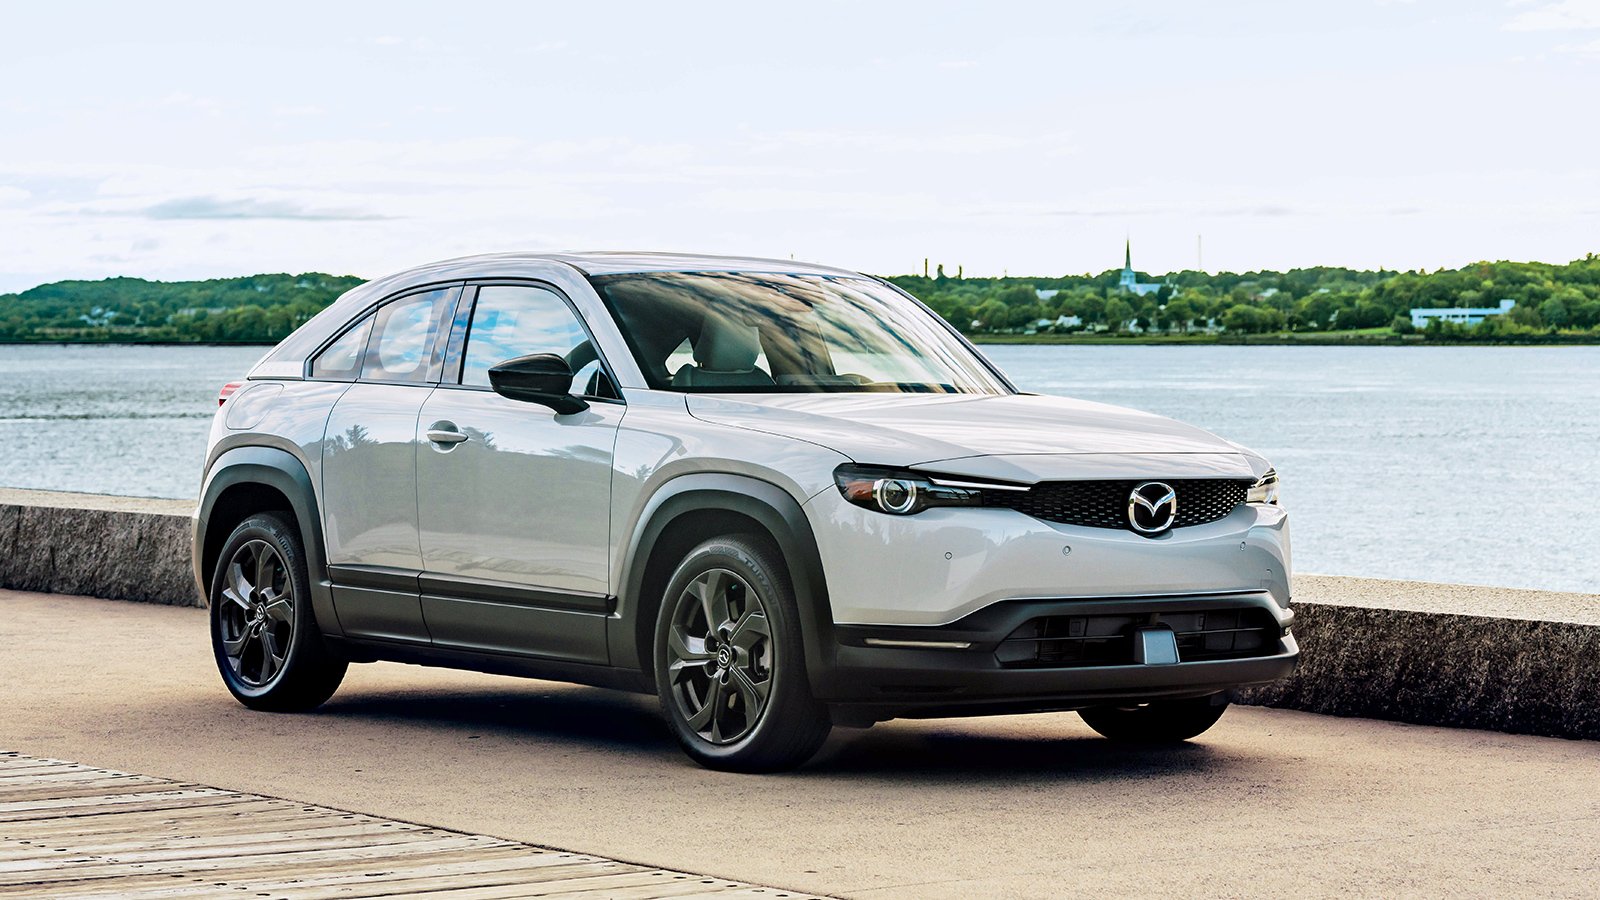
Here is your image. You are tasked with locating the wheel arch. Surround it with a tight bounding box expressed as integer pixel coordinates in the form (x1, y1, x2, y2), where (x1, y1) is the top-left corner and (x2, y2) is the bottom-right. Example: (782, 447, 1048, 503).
(195, 446, 340, 636)
(613, 473, 835, 694)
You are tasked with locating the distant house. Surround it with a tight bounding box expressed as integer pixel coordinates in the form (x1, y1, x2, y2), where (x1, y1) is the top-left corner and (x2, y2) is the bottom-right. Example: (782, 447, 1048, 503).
(1410, 299, 1515, 330)
(1117, 241, 1168, 297)
(1035, 289, 1059, 300)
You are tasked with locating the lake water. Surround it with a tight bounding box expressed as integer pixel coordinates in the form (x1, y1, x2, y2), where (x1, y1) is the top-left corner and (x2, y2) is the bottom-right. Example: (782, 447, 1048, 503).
(1, 343, 1596, 593)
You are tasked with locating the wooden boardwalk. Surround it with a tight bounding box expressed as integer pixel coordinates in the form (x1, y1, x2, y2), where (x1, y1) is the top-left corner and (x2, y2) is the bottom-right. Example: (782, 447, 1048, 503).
(0, 752, 823, 899)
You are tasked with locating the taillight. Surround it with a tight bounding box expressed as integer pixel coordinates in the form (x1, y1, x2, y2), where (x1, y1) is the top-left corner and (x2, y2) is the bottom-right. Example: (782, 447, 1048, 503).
(218, 382, 243, 406)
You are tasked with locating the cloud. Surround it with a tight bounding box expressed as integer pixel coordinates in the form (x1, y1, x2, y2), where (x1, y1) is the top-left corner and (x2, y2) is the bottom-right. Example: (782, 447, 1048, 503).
(1504, 0, 1600, 31)
(1555, 36, 1600, 54)
(1030, 205, 1299, 218)
(141, 196, 394, 221)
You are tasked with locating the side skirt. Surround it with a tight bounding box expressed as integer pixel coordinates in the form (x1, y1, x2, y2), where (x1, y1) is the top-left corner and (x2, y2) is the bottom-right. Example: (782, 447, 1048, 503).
(323, 635, 652, 694)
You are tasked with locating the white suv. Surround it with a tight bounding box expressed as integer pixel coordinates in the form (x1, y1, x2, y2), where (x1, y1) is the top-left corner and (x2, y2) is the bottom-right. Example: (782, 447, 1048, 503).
(193, 252, 1296, 771)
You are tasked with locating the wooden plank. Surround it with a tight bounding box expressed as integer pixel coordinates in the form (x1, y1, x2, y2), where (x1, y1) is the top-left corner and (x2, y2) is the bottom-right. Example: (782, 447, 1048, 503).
(0, 765, 96, 779)
(259, 860, 637, 899)
(227, 851, 613, 894)
(1, 800, 327, 839)
(0, 820, 432, 863)
(0, 788, 231, 814)
(0, 835, 503, 886)
(0, 769, 144, 785)
(29, 828, 488, 868)
(665, 883, 825, 890)
(538, 873, 760, 899)
(0, 792, 257, 824)
(0, 778, 193, 804)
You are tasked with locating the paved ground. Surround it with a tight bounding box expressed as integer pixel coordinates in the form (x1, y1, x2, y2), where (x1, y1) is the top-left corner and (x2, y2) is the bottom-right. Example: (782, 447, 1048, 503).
(0, 753, 811, 898)
(3, 590, 1598, 898)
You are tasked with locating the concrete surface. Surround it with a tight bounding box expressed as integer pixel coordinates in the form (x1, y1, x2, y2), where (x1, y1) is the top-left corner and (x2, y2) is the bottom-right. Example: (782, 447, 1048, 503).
(3, 589, 1597, 899)
(0, 488, 195, 606)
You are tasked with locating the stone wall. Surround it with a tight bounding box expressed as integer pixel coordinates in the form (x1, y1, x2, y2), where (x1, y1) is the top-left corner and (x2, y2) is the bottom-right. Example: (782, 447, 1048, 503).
(1239, 575, 1600, 741)
(2, 488, 1596, 741)
(0, 489, 198, 607)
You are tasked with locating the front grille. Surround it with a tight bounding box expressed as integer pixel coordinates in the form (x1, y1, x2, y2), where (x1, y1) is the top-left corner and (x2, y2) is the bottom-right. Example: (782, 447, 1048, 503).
(981, 479, 1249, 532)
(995, 607, 1280, 669)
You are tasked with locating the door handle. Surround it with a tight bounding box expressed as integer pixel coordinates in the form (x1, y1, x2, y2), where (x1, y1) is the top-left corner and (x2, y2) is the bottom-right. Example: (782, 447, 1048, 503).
(425, 422, 468, 445)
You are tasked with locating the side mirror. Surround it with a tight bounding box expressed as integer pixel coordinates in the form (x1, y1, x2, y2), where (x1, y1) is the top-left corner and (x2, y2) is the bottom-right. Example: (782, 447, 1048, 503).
(487, 354, 589, 414)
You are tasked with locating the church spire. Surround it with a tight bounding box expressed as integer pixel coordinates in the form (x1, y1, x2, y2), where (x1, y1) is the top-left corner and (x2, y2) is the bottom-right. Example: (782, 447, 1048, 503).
(1124, 239, 1132, 271)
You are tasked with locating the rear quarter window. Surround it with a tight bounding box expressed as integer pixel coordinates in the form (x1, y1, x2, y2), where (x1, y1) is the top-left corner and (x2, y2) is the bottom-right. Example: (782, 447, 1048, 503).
(309, 315, 373, 381)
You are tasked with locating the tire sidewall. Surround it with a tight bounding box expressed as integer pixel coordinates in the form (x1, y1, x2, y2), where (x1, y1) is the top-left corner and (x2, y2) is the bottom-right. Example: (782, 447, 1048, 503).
(653, 536, 816, 768)
(209, 512, 315, 703)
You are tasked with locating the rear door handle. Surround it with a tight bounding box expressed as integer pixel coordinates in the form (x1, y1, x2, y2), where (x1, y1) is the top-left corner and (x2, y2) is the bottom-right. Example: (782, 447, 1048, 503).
(425, 422, 468, 445)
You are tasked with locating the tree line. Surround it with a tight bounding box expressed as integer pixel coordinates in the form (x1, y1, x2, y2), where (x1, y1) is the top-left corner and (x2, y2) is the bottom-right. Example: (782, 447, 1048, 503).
(890, 255, 1600, 338)
(0, 273, 364, 342)
(2, 256, 1599, 343)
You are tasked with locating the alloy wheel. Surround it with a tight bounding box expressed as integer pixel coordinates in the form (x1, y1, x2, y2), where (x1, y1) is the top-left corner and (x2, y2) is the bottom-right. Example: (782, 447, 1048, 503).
(218, 539, 294, 686)
(664, 567, 774, 745)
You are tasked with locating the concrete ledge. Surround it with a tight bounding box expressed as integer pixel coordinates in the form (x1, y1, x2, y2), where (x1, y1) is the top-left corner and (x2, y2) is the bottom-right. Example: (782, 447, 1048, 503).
(1, 490, 1596, 742)
(1240, 574, 1600, 741)
(0, 488, 198, 607)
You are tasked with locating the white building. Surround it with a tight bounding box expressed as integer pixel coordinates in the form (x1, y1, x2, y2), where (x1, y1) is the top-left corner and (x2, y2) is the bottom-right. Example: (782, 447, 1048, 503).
(1410, 299, 1515, 330)
(1118, 241, 1167, 297)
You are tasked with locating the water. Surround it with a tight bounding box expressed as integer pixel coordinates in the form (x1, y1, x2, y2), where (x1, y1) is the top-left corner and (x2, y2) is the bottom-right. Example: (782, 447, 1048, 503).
(0, 345, 267, 500)
(1, 343, 1596, 593)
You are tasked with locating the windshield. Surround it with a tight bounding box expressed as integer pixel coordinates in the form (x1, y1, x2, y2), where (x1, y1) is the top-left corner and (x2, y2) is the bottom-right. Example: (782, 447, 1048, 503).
(589, 272, 1011, 394)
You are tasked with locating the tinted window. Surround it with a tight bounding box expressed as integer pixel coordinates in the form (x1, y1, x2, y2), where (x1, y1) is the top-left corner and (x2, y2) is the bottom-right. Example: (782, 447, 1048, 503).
(362, 288, 452, 383)
(309, 315, 373, 381)
(461, 285, 603, 394)
(590, 272, 1010, 394)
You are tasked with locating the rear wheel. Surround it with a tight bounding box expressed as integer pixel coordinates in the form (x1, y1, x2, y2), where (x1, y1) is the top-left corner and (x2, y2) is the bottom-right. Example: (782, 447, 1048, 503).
(1078, 695, 1229, 743)
(209, 512, 346, 712)
(654, 535, 831, 772)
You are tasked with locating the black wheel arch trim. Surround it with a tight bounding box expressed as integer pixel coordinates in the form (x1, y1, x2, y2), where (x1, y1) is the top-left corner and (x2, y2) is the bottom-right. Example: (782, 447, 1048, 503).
(195, 444, 340, 638)
(611, 472, 836, 693)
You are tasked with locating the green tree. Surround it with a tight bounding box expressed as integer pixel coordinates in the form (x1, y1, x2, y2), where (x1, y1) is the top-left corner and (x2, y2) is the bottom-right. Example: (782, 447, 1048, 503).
(1540, 297, 1570, 328)
(1104, 297, 1133, 332)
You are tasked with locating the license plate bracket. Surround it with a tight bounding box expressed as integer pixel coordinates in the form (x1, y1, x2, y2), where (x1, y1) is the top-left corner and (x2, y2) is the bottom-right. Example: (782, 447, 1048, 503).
(1133, 625, 1180, 665)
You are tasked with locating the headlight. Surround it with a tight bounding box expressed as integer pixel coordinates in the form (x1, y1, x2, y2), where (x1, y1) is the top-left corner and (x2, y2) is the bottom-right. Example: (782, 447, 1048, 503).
(833, 464, 987, 516)
(1247, 468, 1280, 505)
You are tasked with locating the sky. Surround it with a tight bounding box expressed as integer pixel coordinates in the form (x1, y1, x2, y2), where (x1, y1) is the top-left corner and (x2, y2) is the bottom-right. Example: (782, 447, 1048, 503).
(1, 0, 1597, 293)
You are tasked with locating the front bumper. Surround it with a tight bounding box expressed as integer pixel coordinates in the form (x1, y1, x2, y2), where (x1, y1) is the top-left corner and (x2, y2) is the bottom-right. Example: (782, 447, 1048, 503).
(804, 486, 1292, 627)
(809, 591, 1298, 720)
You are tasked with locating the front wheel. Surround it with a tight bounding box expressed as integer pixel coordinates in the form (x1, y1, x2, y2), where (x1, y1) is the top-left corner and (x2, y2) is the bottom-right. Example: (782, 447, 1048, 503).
(1078, 695, 1229, 743)
(209, 512, 347, 712)
(654, 535, 831, 772)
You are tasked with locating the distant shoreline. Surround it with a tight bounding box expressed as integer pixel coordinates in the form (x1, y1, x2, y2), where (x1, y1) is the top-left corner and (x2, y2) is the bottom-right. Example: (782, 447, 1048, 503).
(971, 332, 1600, 347)
(4, 334, 1598, 348)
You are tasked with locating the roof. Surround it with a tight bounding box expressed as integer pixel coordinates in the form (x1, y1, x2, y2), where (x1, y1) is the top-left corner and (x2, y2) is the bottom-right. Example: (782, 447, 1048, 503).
(410, 250, 863, 279)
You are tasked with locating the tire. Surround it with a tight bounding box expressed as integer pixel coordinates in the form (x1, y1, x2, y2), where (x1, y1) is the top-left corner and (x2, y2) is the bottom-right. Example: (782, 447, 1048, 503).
(209, 512, 347, 712)
(654, 534, 831, 772)
(1078, 695, 1229, 743)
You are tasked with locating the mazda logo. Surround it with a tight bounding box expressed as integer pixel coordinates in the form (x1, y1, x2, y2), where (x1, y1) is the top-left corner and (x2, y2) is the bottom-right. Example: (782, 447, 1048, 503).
(1128, 481, 1178, 535)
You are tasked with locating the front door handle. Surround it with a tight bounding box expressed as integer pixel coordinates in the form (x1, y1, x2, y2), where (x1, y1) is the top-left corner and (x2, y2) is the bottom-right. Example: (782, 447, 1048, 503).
(425, 422, 468, 446)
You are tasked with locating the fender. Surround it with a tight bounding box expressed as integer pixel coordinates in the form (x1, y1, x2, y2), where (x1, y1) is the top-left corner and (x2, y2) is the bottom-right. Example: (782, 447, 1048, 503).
(194, 445, 340, 638)
(610, 472, 838, 695)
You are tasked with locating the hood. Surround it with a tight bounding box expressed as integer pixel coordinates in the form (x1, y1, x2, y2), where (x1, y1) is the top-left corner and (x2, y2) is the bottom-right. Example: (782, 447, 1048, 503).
(687, 393, 1265, 482)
